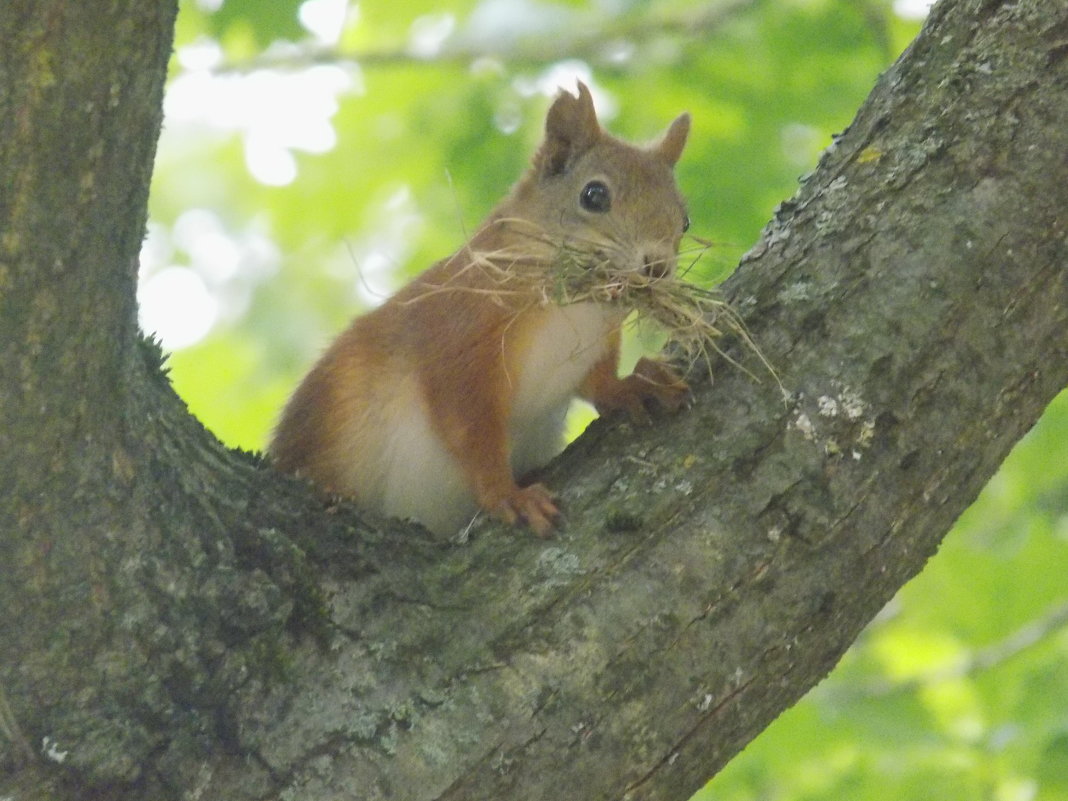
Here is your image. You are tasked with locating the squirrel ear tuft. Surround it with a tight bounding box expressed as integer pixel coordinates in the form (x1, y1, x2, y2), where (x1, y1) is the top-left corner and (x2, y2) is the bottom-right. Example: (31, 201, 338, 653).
(534, 81, 602, 177)
(655, 112, 690, 167)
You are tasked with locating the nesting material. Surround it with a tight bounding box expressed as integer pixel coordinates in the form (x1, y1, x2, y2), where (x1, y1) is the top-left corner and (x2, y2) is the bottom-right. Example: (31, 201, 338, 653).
(427, 222, 775, 384)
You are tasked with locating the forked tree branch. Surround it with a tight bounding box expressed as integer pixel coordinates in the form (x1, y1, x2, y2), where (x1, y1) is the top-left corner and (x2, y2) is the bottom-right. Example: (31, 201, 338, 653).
(1, 1, 1066, 800)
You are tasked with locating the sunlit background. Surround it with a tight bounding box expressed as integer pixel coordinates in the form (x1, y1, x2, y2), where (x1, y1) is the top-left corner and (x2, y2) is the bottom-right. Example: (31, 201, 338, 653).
(143, 1, 1067, 799)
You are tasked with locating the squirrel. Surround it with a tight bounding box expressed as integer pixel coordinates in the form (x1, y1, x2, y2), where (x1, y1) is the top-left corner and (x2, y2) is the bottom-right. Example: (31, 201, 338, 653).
(269, 82, 692, 537)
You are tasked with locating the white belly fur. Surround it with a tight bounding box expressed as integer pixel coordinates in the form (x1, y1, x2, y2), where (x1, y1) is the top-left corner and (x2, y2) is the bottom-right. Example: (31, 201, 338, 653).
(510, 303, 617, 474)
(335, 373, 475, 535)
(512, 303, 617, 418)
(379, 395, 474, 534)
(347, 303, 616, 535)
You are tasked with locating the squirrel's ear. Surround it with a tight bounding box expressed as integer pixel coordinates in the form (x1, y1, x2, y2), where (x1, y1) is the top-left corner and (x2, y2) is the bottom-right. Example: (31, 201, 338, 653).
(534, 81, 602, 177)
(655, 112, 691, 167)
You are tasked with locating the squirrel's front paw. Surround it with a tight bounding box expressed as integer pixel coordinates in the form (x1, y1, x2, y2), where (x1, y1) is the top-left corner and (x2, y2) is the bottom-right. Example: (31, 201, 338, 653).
(631, 357, 690, 413)
(493, 483, 559, 538)
(594, 357, 690, 422)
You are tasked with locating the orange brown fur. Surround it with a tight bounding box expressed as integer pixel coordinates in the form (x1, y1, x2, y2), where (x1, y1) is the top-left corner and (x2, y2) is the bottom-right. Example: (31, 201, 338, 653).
(270, 82, 691, 536)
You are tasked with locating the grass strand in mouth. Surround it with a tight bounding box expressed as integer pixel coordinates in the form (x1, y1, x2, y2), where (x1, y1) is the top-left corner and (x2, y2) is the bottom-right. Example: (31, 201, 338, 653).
(392, 221, 779, 387)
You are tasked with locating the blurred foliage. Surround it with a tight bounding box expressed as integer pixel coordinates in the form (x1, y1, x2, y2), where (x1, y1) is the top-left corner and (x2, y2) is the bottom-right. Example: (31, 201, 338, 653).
(146, 1, 1068, 799)
(153, 0, 915, 450)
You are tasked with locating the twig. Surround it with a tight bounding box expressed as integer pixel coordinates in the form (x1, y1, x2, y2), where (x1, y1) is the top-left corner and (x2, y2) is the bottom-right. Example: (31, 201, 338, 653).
(848, 599, 1068, 699)
(207, 0, 759, 75)
(0, 681, 36, 765)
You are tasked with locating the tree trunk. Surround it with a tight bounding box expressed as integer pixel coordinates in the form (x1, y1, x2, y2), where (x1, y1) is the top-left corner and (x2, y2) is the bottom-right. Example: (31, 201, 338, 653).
(2, 1, 1066, 800)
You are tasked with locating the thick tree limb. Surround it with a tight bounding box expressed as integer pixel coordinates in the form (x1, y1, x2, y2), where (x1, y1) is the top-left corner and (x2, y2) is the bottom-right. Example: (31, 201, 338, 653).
(1, 1, 1066, 800)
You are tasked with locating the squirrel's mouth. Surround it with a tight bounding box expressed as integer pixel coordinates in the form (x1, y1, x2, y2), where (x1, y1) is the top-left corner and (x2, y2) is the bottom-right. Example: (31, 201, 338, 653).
(590, 247, 675, 281)
(640, 252, 676, 280)
(544, 241, 680, 305)
(598, 253, 675, 300)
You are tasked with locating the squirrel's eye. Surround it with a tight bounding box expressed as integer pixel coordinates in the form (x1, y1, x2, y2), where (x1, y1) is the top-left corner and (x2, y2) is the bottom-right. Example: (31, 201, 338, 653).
(682, 214, 691, 233)
(579, 180, 611, 214)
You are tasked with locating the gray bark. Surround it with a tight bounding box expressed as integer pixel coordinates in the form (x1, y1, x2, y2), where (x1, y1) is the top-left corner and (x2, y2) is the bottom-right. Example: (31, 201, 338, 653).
(2, 0, 1066, 800)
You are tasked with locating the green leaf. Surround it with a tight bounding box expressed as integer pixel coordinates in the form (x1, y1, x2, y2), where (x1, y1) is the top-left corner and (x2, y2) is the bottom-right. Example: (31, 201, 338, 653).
(207, 0, 306, 47)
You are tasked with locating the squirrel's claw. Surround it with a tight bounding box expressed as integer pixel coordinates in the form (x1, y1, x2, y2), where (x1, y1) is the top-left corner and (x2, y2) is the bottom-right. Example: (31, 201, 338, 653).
(494, 483, 559, 538)
(593, 357, 690, 423)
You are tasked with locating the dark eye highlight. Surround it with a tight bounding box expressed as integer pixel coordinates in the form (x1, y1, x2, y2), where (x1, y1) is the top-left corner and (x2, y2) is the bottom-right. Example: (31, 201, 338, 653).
(580, 180, 611, 213)
(682, 214, 691, 233)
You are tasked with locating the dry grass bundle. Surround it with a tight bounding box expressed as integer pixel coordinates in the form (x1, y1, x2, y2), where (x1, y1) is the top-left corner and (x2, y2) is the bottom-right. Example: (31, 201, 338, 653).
(457, 221, 777, 385)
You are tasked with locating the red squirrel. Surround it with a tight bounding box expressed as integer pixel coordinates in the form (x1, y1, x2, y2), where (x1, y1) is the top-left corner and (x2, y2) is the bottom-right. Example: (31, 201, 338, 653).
(270, 82, 691, 536)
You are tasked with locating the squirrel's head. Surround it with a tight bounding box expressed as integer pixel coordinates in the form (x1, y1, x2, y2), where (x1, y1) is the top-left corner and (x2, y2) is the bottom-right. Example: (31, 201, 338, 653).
(510, 81, 691, 282)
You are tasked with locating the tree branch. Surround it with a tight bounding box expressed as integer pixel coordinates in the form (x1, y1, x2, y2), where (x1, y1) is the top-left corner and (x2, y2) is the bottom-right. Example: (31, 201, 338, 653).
(210, 0, 759, 75)
(2, 1, 1067, 800)
(852, 600, 1068, 698)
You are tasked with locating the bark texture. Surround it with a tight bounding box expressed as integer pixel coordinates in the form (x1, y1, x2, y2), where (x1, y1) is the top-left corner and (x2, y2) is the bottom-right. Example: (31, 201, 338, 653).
(2, 1, 1067, 800)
